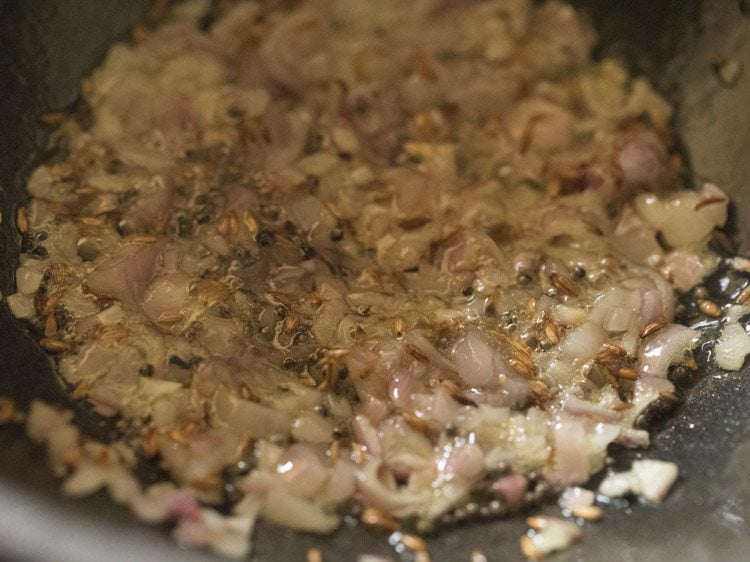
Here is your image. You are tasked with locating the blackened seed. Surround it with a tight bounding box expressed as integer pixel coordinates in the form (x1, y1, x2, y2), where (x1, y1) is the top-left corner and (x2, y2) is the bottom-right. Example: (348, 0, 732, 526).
(337, 364, 349, 380)
(283, 220, 298, 235)
(176, 215, 193, 236)
(356, 305, 370, 317)
(462, 286, 474, 296)
(34, 230, 48, 241)
(169, 355, 191, 369)
(32, 246, 48, 257)
(139, 364, 154, 377)
(257, 229, 275, 246)
(20, 236, 36, 252)
(337, 151, 353, 161)
(402, 265, 420, 273)
(305, 174, 320, 191)
(119, 188, 138, 202)
(194, 203, 215, 224)
(573, 265, 586, 279)
(275, 306, 287, 319)
(233, 248, 251, 261)
(517, 274, 531, 285)
(407, 153, 423, 164)
(226, 104, 245, 118)
(282, 357, 298, 370)
(301, 242, 316, 260)
(106, 158, 124, 174)
(304, 130, 324, 154)
(330, 228, 344, 242)
(353, 97, 370, 114)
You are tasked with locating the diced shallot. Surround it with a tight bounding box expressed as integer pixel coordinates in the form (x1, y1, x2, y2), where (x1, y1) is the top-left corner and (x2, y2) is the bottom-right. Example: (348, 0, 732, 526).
(714, 322, 750, 371)
(638, 324, 698, 377)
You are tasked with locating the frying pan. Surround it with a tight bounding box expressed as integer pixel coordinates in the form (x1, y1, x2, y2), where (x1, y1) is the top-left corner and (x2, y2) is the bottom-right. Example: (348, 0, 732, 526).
(1, 1, 749, 560)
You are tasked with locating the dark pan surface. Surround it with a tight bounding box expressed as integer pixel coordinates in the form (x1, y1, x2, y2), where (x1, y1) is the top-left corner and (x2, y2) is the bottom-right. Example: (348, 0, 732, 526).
(1, 2, 749, 560)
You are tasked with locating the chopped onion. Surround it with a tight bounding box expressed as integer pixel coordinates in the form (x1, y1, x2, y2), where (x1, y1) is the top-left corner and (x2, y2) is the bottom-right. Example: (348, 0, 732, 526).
(635, 183, 728, 249)
(452, 329, 514, 388)
(638, 324, 698, 377)
(11, 0, 737, 557)
(618, 132, 669, 191)
(714, 322, 750, 371)
(558, 486, 594, 511)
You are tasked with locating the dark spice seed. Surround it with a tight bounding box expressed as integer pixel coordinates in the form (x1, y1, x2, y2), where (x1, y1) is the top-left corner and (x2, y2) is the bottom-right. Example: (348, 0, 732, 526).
(462, 286, 474, 297)
(353, 97, 370, 114)
(139, 364, 154, 377)
(330, 228, 344, 242)
(282, 357, 300, 371)
(169, 355, 191, 369)
(356, 305, 370, 317)
(257, 229, 275, 246)
(301, 242, 316, 260)
(20, 235, 36, 252)
(226, 105, 245, 118)
(194, 209, 212, 224)
(176, 215, 193, 236)
(105, 156, 126, 174)
(304, 130, 324, 154)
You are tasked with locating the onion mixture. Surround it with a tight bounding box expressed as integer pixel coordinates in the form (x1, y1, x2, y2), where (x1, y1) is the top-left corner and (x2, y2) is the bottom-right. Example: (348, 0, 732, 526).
(6, 0, 737, 557)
